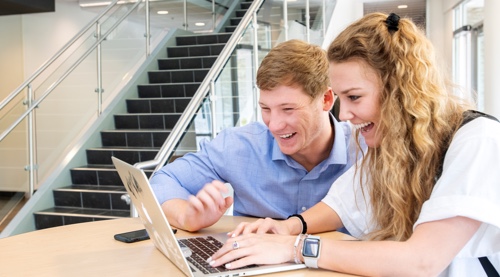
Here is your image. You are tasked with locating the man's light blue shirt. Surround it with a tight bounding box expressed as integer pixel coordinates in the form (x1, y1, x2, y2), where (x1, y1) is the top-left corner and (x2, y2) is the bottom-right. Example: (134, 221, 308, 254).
(150, 115, 357, 219)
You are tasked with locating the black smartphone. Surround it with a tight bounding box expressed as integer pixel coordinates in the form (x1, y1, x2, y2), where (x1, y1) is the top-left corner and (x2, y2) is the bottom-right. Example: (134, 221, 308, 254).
(114, 229, 150, 243)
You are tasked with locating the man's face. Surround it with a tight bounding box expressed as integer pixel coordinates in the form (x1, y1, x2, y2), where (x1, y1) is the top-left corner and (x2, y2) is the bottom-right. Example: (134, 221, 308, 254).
(259, 85, 326, 159)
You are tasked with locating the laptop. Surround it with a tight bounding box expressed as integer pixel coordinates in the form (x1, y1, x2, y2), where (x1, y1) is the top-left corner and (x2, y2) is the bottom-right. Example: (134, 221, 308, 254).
(111, 156, 306, 277)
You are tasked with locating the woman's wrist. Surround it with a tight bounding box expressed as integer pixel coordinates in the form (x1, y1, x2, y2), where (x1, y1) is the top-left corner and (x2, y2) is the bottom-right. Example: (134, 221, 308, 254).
(291, 234, 306, 264)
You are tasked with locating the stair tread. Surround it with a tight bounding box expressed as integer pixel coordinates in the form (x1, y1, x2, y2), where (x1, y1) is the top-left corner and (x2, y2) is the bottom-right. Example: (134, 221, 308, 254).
(167, 43, 226, 48)
(101, 129, 174, 132)
(127, 96, 193, 100)
(158, 55, 218, 60)
(114, 112, 182, 115)
(175, 32, 233, 38)
(35, 207, 129, 218)
(87, 146, 161, 151)
(54, 185, 126, 194)
(71, 165, 154, 171)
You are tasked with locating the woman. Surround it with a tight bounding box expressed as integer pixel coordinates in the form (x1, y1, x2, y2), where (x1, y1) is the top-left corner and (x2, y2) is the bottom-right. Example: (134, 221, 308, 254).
(207, 13, 500, 276)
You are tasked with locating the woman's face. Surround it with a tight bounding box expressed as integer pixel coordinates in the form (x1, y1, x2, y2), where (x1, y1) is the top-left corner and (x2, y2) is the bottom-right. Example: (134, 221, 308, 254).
(329, 59, 382, 148)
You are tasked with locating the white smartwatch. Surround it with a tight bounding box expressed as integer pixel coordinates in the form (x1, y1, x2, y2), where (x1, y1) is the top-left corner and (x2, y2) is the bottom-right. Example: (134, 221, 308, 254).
(301, 235, 321, 268)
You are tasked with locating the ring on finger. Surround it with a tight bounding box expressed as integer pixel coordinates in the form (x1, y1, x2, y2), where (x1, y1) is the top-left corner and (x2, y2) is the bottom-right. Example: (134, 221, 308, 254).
(232, 241, 240, 250)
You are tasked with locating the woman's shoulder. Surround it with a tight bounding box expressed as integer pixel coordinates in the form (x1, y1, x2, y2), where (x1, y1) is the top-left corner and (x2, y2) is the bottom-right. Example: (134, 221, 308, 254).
(454, 114, 500, 140)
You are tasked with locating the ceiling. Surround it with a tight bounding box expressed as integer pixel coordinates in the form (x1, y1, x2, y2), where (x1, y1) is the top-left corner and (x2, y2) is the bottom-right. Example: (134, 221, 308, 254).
(363, 0, 427, 28)
(0, 0, 55, 16)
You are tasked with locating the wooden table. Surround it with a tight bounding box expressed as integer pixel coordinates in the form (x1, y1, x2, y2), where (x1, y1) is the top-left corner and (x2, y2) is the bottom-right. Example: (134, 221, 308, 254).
(0, 216, 357, 276)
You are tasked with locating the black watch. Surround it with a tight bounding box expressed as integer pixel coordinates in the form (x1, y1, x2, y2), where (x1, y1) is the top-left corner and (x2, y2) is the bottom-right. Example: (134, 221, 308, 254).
(301, 235, 321, 268)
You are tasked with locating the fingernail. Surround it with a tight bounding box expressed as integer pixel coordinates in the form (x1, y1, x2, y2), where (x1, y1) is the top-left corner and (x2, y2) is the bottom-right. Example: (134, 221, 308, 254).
(231, 233, 236, 238)
(209, 260, 215, 266)
(206, 257, 212, 263)
(225, 263, 232, 269)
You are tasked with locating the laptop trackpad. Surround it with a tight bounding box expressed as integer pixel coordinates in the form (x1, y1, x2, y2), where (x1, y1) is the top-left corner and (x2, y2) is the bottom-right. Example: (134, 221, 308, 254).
(180, 246, 192, 258)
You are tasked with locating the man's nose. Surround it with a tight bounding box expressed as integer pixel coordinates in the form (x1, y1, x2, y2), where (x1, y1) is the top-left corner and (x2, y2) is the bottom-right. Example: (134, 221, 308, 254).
(268, 114, 285, 131)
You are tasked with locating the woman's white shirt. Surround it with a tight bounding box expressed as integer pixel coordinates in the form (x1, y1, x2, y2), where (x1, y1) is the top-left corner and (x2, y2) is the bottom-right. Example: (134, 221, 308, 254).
(322, 117, 500, 276)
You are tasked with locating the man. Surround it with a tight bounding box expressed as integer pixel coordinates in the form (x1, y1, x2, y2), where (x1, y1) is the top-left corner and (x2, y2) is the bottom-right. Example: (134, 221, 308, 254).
(150, 39, 358, 232)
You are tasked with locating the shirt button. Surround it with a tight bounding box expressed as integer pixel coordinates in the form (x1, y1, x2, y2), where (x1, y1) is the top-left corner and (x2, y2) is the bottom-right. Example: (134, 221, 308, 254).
(301, 206, 307, 211)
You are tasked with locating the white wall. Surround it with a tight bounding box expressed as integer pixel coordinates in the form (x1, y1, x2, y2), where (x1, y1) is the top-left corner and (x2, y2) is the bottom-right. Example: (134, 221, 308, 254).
(483, 0, 500, 118)
(22, 1, 97, 78)
(322, 0, 363, 49)
(0, 16, 24, 100)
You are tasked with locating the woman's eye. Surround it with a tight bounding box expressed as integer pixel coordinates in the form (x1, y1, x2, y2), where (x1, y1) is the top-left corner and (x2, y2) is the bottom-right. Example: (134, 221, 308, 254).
(348, 96, 360, 101)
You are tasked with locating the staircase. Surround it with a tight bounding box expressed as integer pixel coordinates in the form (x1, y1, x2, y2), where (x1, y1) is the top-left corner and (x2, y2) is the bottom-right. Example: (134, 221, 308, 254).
(33, 1, 254, 230)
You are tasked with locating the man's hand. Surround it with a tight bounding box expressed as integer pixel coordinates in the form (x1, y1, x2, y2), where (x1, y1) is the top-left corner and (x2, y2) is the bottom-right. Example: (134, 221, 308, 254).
(162, 180, 233, 232)
(228, 217, 297, 237)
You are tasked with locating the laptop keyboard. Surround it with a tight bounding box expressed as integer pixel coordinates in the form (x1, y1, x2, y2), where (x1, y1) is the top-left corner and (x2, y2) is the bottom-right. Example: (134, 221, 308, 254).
(178, 236, 256, 274)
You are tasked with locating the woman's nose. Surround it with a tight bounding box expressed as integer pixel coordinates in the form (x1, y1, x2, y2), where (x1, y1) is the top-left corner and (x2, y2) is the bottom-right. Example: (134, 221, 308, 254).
(338, 104, 353, 122)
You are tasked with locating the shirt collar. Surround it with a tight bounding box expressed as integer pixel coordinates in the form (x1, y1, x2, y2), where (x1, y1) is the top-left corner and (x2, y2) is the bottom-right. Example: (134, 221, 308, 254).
(271, 113, 349, 167)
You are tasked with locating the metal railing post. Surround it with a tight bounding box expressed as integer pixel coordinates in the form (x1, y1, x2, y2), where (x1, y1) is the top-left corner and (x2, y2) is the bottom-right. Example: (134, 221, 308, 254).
(95, 22, 103, 115)
(306, 0, 310, 43)
(210, 80, 217, 139)
(26, 84, 36, 198)
(252, 12, 260, 119)
(145, 0, 151, 56)
(283, 0, 288, 41)
(212, 0, 216, 32)
(183, 0, 188, 30)
(322, 0, 326, 38)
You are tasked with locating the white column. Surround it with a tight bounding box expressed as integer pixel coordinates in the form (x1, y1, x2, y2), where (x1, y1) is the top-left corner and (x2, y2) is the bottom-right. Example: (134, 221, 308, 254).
(483, 0, 500, 118)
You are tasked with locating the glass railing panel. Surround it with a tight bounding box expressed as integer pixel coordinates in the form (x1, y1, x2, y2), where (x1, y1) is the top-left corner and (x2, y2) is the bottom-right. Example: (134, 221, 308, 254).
(33, 48, 99, 183)
(173, 97, 212, 158)
(141, 0, 230, 34)
(0, 114, 29, 193)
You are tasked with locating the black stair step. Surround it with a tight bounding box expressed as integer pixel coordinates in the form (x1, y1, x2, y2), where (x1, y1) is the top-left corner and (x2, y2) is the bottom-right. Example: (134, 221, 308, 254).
(137, 83, 201, 98)
(113, 113, 182, 129)
(100, 129, 172, 148)
(148, 68, 209, 84)
(241, 2, 252, 9)
(70, 165, 122, 186)
(167, 43, 225, 58)
(86, 147, 159, 165)
(176, 33, 232, 46)
(230, 18, 242, 26)
(158, 56, 217, 70)
(70, 165, 154, 186)
(235, 10, 247, 17)
(225, 26, 236, 32)
(34, 207, 130, 230)
(53, 185, 129, 210)
(126, 97, 191, 114)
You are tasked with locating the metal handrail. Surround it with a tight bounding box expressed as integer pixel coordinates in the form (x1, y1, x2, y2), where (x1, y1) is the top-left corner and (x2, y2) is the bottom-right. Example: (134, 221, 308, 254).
(0, 0, 121, 112)
(135, 0, 265, 171)
(0, 0, 143, 142)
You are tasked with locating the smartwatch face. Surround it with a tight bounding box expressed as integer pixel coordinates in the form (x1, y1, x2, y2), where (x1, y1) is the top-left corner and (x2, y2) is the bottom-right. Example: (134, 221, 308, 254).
(303, 238, 320, 258)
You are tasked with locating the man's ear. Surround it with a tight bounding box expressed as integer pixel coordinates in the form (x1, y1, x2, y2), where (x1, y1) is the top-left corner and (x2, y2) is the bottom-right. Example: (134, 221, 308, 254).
(323, 87, 335, 111)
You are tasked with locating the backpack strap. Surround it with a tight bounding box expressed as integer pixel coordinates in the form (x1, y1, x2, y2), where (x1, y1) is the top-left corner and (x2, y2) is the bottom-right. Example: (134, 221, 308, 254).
(436, 110, 499, 179)
(435, 110, 499, 276)
(479, 257, 500, 277)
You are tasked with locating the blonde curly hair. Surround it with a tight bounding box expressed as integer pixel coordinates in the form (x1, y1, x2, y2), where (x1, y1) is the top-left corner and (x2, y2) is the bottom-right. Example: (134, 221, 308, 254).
(327, 13, 472, 241)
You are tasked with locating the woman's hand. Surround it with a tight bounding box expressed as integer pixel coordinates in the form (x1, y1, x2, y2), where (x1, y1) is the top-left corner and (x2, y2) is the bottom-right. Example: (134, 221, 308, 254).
(228, 217, 299, 237)
(208, 233, 296, 269)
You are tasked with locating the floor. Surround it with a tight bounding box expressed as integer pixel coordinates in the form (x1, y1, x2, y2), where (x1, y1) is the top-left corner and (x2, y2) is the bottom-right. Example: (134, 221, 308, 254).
(0, 191, 26, 232)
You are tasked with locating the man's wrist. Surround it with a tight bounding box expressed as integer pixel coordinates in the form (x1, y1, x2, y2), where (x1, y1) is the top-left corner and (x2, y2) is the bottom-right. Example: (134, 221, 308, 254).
(287, 214, 307, 234)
